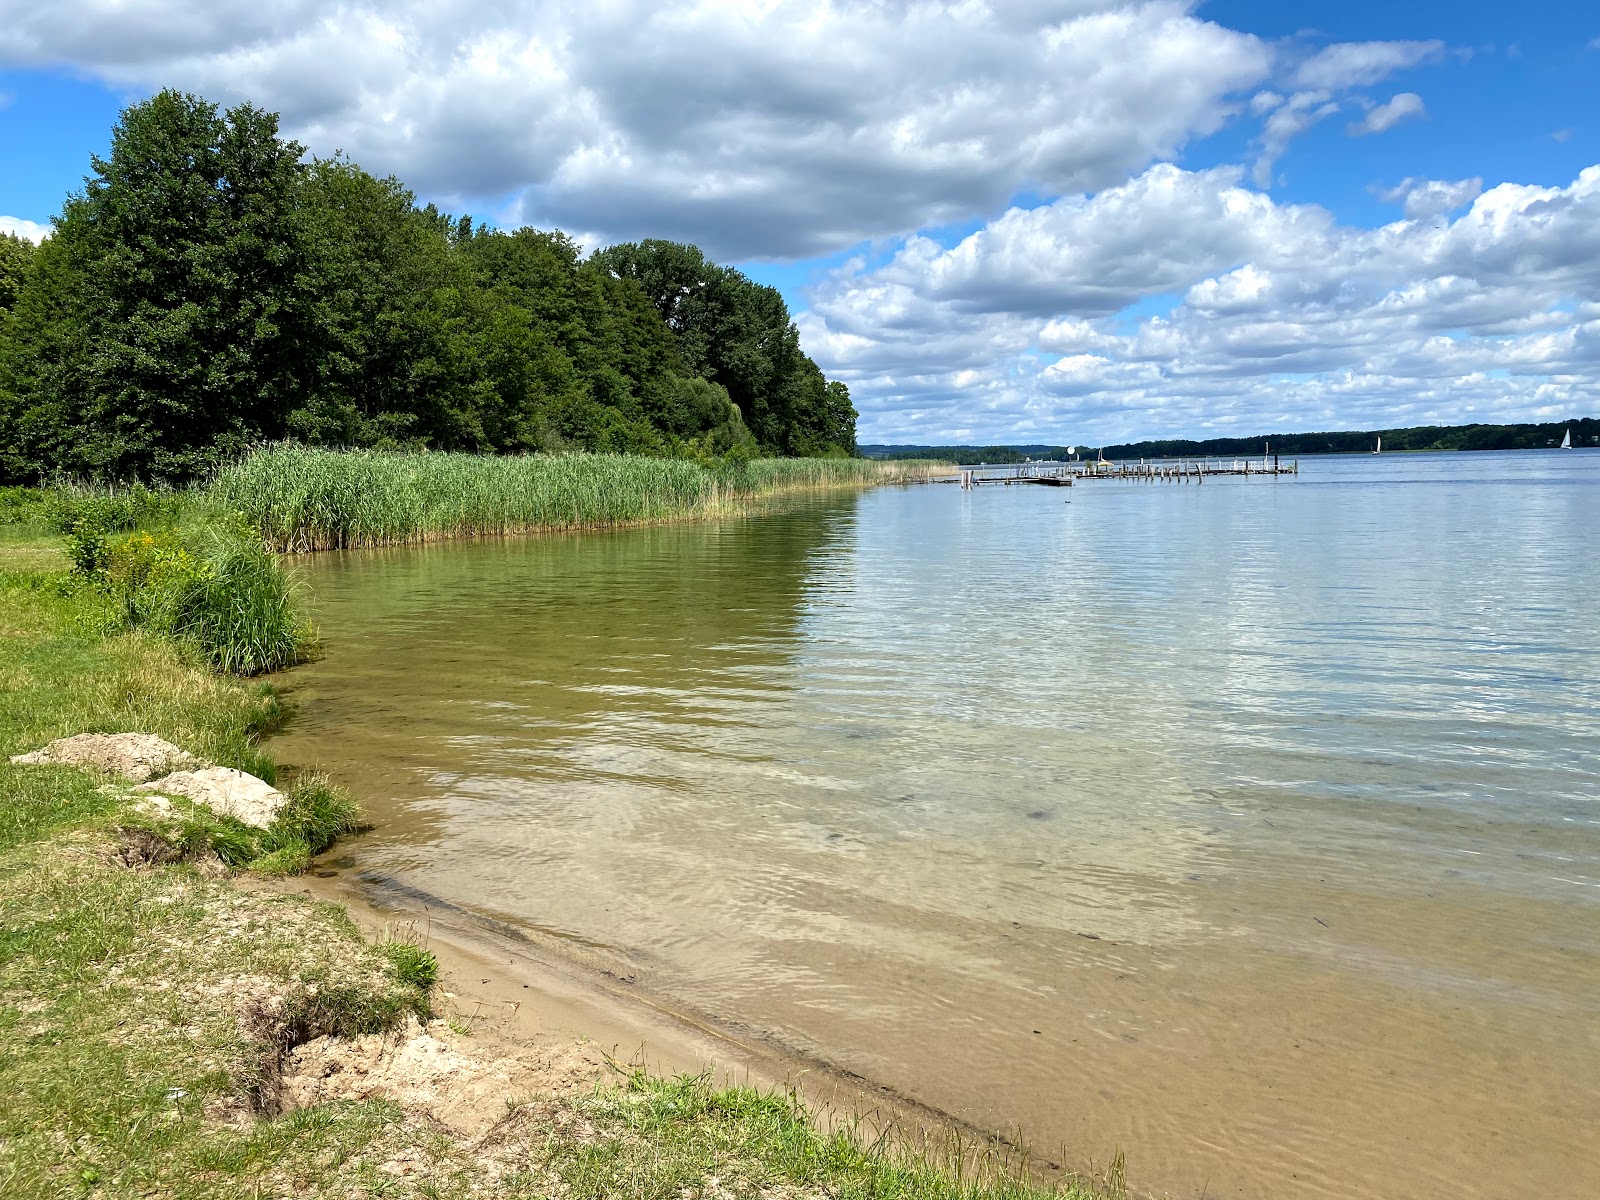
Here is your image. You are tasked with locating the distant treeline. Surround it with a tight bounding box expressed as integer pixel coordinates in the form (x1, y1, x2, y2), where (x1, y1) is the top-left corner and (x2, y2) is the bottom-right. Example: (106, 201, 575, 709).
(0, 91, 857, 484)
(862, 445, 1063, 463)
(865, 419, 1598, 464)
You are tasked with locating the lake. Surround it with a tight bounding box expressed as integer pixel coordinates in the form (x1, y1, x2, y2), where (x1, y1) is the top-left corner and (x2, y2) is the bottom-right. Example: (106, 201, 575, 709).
(267, 450, 1600, 1199)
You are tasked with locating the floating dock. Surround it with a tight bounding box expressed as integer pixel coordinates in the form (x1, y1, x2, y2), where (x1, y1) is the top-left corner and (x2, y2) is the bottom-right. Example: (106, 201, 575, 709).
(933, 456, 1299, 489)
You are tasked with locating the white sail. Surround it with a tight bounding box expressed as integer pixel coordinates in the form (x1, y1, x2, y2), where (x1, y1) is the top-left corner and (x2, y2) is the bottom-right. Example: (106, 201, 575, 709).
(1374, 435, 1382, 454)
(1561, 428, 1572, 449)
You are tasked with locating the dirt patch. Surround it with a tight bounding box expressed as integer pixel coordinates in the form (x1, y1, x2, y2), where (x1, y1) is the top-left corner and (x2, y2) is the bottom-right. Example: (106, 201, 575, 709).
(277, 1016, 608, 1137)
(11, 732, 198, 781)
(112, 825, 188, 869)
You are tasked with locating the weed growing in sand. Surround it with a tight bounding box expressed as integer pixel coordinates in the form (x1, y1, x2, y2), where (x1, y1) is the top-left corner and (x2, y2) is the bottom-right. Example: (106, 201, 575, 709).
(379, 943, 440, 992)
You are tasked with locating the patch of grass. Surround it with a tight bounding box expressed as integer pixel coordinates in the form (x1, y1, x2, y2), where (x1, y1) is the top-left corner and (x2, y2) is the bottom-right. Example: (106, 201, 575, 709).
(0, 834, 432, 1199)
(379, 942, 440, 992)
(209, 444, 944, 552)
(548, 1071, 1105, 1200)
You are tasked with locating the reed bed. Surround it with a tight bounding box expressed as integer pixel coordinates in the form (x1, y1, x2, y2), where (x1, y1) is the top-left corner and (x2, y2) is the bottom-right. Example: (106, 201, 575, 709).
(210, 446, 943, 552)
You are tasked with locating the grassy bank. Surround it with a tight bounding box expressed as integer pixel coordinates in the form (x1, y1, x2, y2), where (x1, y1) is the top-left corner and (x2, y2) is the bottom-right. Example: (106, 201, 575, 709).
(210, 446, 944, 552)
(1, 503, 1107, 1200)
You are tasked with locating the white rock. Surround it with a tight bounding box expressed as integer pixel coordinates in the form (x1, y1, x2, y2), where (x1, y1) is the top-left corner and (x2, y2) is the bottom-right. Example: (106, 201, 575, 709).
(137, 767, 288, 830)
(10, 733, 199, 782)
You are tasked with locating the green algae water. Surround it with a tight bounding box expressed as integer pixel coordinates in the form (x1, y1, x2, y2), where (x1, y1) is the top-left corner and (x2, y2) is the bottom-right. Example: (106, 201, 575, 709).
(269, 451, 1600, 1200)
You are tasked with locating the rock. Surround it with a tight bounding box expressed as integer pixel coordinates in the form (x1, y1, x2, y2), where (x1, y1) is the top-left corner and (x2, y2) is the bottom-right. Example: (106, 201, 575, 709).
(9, 733, 199, 782)
(137, 767, 288, 830)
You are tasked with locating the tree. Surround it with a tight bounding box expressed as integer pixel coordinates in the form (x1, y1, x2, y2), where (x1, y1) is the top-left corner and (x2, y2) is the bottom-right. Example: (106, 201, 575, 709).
(0, 233, 36, 315)
(593, 239, 858, 455)
(0, 92, 856, 482)
(3, 90, 313, 480)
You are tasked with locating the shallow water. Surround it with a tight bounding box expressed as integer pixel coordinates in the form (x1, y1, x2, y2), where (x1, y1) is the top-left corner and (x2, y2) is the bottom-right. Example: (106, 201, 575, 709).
(269, 451, 1600, 1199)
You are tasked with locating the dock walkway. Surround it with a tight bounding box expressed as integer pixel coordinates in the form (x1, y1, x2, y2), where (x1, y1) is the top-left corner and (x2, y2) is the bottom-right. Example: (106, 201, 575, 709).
(931, 457, 1300, 490)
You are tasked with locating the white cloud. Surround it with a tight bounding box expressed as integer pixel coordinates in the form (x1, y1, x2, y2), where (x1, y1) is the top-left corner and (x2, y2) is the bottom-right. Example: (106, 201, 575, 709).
(0, 216, 50, 243)
(1349, 92, 1425, 136)
(1252, 89, 1338, 186)
(1242, 38, 1448, 186)
(1292, 39, 1443, 90)
(802, 165, 1600, 442)
(0, 0, 1271, 260)
(1376, 177, 1483, 219)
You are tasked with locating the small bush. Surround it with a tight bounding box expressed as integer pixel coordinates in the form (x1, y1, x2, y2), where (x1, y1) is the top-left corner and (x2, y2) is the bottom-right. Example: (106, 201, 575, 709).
(0, 485, 48, 526)
(167, 522, 314, 675)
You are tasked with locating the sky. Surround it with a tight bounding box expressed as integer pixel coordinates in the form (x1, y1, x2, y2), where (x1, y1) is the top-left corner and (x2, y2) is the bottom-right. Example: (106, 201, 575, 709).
(2, 1, 1597, 445)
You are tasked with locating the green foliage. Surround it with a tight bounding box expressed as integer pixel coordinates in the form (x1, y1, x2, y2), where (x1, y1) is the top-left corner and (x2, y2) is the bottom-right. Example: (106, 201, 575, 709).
(0, 231, 36, 314)
(0, 485, 48, 526)
(379, 941, 440, 992)
(1, 91, 312, 482)
(41, 482, 186, 534)
(0, 92, 857, 485)
(595, 238, 859, 456)
(210, 444, 941, 551)
(62, 506, 313, 676)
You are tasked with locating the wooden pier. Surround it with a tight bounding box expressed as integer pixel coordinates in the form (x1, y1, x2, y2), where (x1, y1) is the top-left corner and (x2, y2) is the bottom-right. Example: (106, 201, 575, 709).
(936, 455, 1300, 490)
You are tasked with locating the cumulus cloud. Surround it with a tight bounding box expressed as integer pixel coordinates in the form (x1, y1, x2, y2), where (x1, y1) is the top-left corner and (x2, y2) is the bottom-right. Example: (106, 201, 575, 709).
(1349, 92, 1426, 136)
(0, 0, 1271, 260)
(0, 216, 50, 243)
(801, 165, 1600, 442)
(1376, 177, 1483, 219)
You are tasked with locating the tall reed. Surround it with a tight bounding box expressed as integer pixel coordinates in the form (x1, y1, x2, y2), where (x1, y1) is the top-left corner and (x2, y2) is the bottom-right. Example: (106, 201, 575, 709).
(210, 446, 942, 552)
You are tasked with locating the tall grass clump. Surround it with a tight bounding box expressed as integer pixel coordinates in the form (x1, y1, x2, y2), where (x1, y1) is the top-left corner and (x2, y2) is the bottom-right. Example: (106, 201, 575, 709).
(211, 445, 945, 552)
(67, 515, 313, 675)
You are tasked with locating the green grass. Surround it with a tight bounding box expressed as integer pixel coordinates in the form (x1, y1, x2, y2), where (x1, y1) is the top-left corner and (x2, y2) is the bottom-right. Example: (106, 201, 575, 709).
(548, 1071, 1109, 1200)
(209, 445, 943, 552)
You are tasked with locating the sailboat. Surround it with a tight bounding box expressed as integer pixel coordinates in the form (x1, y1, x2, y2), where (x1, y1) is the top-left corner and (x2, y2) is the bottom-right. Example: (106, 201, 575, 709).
(1372, 435, 1382, 454)
(1560, 427, 1572, 449)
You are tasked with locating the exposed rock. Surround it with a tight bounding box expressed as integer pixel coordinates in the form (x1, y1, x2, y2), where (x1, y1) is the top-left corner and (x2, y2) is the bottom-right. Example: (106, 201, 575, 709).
(9, 732, 198, 782)
(138, 767, 287, 830)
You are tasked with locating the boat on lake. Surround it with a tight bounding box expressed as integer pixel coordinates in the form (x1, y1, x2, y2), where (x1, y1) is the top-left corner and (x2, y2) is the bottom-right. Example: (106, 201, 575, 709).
(1561, 427, 1572, 449)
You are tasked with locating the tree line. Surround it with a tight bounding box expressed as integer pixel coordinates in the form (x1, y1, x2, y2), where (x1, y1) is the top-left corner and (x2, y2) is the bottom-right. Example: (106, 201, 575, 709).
(1095, 420, 1598, 459)
(864, 420, 1598, 463)
(0, 91, 858, 484)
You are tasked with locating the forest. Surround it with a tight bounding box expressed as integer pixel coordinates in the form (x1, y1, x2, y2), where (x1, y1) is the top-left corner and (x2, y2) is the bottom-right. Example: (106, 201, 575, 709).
(0, 91, 858, 484)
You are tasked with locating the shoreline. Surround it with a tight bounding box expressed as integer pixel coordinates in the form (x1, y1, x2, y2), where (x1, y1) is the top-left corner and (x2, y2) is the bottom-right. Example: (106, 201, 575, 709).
(0, 498, 1110, 1200)
(269, 856, 1077, 1180)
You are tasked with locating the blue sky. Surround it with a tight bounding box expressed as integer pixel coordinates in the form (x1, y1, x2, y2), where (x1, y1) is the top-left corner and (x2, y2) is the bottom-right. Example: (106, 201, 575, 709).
(3, 2, 1597, 443)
